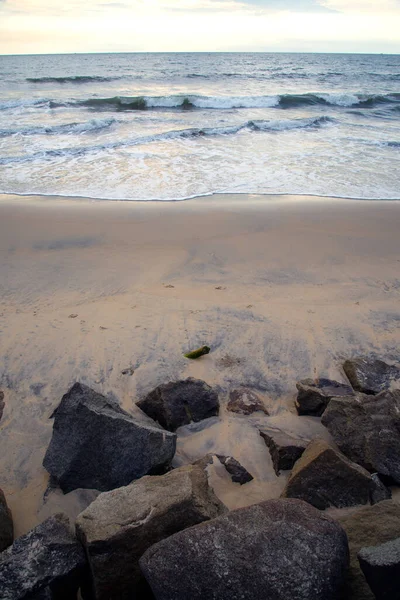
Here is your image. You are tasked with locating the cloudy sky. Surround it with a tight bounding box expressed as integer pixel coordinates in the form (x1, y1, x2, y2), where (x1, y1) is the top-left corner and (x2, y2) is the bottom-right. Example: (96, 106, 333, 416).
(0, 0, 399, 54)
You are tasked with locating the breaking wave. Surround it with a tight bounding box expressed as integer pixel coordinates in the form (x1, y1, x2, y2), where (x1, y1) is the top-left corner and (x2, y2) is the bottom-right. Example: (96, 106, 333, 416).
(49, 92, 400, 112)
(0, 118, 117, 138)
(0, 116, 336, 165)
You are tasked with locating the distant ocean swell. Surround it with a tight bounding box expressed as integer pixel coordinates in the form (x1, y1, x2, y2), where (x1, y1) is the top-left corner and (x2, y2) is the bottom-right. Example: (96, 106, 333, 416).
(26, 73, 400, 83)
(0, 116, 336, 164)
(2, 92, 400, 113)
(26, 75, 122, 84)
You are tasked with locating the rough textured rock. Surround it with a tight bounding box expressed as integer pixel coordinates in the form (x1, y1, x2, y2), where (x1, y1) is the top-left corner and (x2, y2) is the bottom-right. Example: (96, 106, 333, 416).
(0, 513, 88, 600)
(321, 390, 400, 483)
(336, 500, 400, 600)
(43, 383, 176, 493)
(358, 537, 400, 600)
(216, 455, 253, 484)
(295, 377, 354, 416)
(76, 464, 226, 600)
(226, 388, 268, 415)
(140, 498, 349, 600)
(259, 428, 309, 475)
(369, 474, 392, 505)
(0, 488, 13, 552)
(0, 390, 4, 421)
(343, 357, 400, 395)
(137, 377, 219, 432)
(282, 439, 377, 510)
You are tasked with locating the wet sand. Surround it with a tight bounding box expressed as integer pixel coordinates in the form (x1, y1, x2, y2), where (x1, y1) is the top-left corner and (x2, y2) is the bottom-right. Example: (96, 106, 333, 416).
(0, 193, 399, 535)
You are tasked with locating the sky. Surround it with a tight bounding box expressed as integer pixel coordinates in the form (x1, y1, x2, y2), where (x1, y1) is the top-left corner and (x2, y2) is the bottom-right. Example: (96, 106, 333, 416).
(0, 0, 399, 54)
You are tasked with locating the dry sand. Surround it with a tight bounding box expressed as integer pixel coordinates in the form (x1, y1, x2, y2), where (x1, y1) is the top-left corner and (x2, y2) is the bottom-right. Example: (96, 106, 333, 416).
(0, 192, 399, 536)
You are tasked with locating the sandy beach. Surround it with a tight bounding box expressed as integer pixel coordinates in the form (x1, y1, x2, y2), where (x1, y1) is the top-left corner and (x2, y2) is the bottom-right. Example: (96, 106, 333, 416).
(0, 192, 399, 536)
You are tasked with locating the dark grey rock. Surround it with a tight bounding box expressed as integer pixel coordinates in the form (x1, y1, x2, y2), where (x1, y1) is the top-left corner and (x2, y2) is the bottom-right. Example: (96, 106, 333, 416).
(282, 439, 376, 510)
(321, 390, 400, 483)
(0, 390, 4, 421)
(343, 357, 400, 395)
(369, 474, 392, 505)
(76, 464, 226, 600)
(0, 488, 13, 552)
(0, 513, 88, 600)
(140, 498, 349, 600)
(226, 388, 268, 415)
(43, 382, 176, 493)
(336, 500, 400, 600)
(216, 455, 253, 484)
(296, 377, 354, 416)
(358, 537, 400, 600)
(137, 377, 219, 432)
(259, 428, 309, 475)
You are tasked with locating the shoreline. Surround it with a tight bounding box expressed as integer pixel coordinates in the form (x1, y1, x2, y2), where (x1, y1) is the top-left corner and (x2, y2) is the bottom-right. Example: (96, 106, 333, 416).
(0, 192, 399, 536)
(1, 191, 400, 204)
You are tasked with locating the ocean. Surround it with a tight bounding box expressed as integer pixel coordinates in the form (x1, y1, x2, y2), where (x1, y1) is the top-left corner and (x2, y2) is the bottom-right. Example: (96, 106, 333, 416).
(0, 52, 399, 201)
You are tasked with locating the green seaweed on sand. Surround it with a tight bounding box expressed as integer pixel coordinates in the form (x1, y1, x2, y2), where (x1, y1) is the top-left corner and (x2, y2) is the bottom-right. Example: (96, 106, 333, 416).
(184, 346, 210, 359)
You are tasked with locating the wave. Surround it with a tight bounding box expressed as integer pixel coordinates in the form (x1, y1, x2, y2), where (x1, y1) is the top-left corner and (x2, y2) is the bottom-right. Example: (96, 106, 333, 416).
(0, 118, 117, 137)
(0, 118, 116, 138)
(26, 75, 121, 84)
(2, 92, 399, 113)
(0, 98, 49, 111)
(49, 92, 400, 112)
(0, 116, 336, 166)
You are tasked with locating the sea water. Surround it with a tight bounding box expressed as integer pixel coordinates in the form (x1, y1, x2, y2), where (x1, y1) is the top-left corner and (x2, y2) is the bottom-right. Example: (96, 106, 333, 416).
(0, 52, 399, 200)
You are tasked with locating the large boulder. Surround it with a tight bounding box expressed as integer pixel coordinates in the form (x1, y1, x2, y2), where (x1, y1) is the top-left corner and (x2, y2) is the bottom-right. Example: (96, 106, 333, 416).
(295, 378, 354, 416)
(136, 377, 219, 432)
(227, 388, 269, 415)
(358, 537, 400, 600)
(0, 513, 89, 600)
(0, 488, 13, 552)
(343, 357, 400, 395)
(321, 390, 400, 483)
(336, 500, 400, 600)
(76, 463, 226, 600)
(282, 439, 378, 510)
(259, 428, 308, 475)
(140, 498, 349, 600)
(43, 383, 176, 493)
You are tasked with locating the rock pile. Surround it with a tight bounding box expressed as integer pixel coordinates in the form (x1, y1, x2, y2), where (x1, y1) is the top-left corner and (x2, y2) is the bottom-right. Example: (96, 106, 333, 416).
(1, 356, 399, 599)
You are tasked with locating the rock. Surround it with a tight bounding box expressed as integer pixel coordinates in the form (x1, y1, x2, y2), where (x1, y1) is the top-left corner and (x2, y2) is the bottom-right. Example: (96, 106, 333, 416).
(369, 474, 392, 505)
(259, 428, 309, 475)
(336, 500, 400, 600)
(358, 537, 400, 600)
(227, 388, 269, 415)
(137, 377, 219, 432)
(140, 498, 349, 600)
(76, 464, 226, 600)
(295, 377, 354, 416)
(0, 488, 13, 552)
(321, 390, 400, 483)
(343, 357, 400, 395)
(0, 390, 4, 421)
(282, 439, 377, 510)
(43, 382, 176, 493)
(0, 513, 89, 600)
(216, 455, 253, 484)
